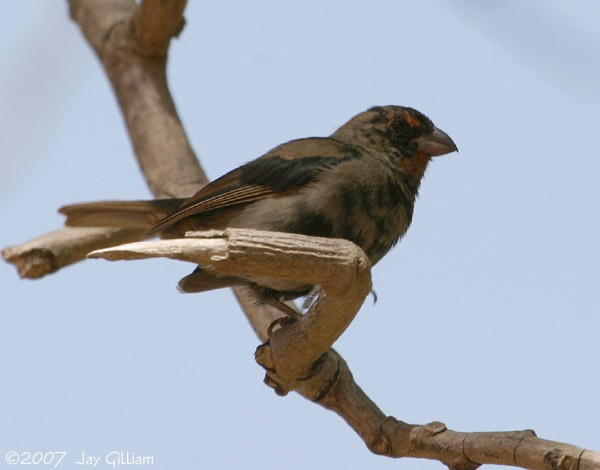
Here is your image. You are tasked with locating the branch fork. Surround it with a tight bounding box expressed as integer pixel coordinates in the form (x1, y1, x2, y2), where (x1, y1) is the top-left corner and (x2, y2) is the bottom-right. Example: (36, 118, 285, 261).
(90, 228, 372, 390)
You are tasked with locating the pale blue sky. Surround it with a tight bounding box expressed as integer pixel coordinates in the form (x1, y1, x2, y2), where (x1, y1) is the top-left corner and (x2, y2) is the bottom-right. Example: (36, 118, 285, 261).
(1, 2, 599, 469)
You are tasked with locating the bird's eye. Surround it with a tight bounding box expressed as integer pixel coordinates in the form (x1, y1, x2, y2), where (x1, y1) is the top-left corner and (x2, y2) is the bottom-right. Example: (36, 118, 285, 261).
(389, 117, 414, 140)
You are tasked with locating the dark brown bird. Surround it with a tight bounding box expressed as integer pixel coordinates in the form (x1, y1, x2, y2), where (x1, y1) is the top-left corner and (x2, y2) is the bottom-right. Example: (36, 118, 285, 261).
(61, 106, 457, 301)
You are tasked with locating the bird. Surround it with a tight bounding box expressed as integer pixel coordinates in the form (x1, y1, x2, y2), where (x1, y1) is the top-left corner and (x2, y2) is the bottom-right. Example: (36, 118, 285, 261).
(60, 105, 457, 305)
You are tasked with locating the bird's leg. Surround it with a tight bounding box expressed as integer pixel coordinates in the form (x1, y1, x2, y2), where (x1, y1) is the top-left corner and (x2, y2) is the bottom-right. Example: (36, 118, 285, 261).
(265, 297, 302, 319)
(264, 298, 303, 337)
(247, 284, 303, 321)
(301, 286, 323, 313)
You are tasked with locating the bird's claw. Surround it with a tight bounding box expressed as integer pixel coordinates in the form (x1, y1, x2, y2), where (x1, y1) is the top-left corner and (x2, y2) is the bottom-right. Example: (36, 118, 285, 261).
(267, 316, 296, 337)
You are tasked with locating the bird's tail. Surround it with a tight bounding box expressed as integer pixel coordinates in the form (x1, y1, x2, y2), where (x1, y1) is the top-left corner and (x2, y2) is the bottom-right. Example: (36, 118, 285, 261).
(59, 199, 185, 231)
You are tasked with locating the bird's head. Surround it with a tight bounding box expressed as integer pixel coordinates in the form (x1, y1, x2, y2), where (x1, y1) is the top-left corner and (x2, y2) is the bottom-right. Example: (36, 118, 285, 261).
(333, 105, 457, 183)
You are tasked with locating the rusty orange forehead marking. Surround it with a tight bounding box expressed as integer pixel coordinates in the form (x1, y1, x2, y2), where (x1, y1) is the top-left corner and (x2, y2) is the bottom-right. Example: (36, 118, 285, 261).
(404, 113, 421, 127)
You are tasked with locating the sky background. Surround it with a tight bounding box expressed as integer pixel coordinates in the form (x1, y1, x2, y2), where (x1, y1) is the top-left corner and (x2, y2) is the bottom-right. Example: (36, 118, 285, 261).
(1, 1, 599, 469)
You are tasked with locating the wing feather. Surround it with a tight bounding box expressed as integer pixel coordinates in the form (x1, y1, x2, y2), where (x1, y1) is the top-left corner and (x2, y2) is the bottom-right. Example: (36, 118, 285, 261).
(148, 137, 361, 235)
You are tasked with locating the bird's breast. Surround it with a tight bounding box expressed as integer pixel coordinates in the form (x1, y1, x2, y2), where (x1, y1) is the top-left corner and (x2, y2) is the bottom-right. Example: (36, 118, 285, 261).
(300, 166, 415, 264)
(229, 158, 416, 265)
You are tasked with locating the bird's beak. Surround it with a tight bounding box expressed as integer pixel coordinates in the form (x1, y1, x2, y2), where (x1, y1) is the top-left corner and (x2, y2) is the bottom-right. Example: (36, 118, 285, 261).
(415, 127, 458, 156)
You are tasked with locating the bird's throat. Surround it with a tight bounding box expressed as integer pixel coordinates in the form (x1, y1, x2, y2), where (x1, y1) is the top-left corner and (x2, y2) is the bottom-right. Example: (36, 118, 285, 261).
(398, 153, 432, 185)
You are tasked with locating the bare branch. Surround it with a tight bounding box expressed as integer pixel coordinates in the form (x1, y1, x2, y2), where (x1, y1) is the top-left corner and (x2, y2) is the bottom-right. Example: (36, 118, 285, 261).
(131, 0, 187, 55)
(68, 0, 135, 50)
(91, 229, 371, 376)
(87, 229, 600, 470)
(2, 227, 143, 278)
(259, 348, 600, 470)
(66, 1, 277, 344)
(69, 0, 206, 198)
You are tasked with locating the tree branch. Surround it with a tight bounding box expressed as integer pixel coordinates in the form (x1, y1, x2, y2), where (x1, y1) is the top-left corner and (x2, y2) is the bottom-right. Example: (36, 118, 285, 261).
(90, 229, 372, 379)
(66, 1, 282, 336)
(70, 0, 206, 198)
(87, 229, 600, 470)
(131, 0, 187, 55)
(2, 227, 143, 278)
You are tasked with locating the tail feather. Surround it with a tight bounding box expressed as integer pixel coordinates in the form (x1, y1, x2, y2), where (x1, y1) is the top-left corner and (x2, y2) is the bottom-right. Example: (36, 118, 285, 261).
(59, 199, 185, 230)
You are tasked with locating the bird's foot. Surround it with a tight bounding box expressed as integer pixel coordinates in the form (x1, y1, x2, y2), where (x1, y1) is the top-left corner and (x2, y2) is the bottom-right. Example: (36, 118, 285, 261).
(267, 315, 296, 337)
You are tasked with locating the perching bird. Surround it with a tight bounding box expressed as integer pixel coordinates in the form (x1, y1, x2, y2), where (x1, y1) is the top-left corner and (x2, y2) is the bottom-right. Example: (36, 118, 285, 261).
(61, 105, 457, 301)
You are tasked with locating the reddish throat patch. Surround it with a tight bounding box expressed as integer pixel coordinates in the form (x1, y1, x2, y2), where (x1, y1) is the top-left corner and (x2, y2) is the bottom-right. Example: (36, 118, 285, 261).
(398, 152, 432, 182)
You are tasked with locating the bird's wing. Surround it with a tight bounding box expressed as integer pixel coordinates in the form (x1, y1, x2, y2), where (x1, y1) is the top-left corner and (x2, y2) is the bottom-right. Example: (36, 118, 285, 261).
(147, 137, 360, 234)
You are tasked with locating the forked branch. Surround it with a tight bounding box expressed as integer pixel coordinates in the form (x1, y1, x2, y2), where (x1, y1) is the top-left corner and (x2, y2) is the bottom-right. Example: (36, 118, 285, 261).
(88, 229, 600, 470)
